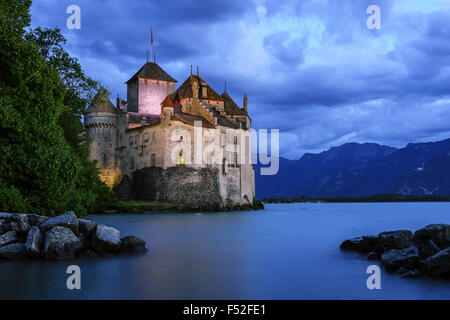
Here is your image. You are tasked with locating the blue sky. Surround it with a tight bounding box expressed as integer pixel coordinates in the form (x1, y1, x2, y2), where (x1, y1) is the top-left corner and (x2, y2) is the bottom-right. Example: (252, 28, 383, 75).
(30, 0, 450, 159)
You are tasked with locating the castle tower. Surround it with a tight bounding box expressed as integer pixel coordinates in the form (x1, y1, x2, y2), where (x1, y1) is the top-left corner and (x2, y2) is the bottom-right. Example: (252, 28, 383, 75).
(125, 62, 177, 115)
(85, 91, 117, 170)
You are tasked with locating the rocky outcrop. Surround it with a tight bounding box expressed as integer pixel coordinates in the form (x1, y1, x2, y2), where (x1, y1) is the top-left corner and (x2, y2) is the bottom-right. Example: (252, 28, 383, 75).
(40, 211, 79, 233)
(44, 226, 82, 259)
(92, 224, 121, 253)
(340, 223, 450, 278)
(380, 247, 419, 271)
(120, 236, 147, 253)
(0, 212, 147, 260)
(25, 226, 43, 258)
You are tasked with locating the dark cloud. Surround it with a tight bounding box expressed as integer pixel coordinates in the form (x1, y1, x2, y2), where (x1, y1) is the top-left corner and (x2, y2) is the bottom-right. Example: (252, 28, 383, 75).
(30, 1, 450, 159)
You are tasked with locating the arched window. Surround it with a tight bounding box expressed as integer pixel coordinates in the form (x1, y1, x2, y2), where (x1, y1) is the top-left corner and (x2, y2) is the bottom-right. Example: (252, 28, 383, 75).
(178, 150, 184, 165)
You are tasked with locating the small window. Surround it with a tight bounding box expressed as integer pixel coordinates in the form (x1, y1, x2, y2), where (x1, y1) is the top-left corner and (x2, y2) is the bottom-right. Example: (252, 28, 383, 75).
(178, 151, 184, 165)
(151, 153, 156, 167)
(130, 157, 135, 169)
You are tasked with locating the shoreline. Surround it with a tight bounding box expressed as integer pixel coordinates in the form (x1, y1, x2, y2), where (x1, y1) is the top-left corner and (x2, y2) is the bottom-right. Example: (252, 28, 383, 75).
(102, 200, 265, 214)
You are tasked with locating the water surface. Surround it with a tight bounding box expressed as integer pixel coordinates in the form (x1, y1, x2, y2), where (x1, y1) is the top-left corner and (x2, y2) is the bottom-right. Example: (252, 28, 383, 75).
(0, 203, 449, 299)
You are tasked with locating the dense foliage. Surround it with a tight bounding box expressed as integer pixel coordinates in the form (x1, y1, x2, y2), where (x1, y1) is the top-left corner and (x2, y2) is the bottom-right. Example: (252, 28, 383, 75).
(0, 0, 112, 216)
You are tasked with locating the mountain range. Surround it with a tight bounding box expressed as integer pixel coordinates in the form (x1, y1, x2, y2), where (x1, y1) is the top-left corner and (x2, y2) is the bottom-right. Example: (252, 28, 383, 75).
(255, 138, 450, 199)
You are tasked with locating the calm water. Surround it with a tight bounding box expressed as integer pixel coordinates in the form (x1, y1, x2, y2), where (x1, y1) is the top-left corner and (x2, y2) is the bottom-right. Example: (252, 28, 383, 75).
(0, 203, 449, 300)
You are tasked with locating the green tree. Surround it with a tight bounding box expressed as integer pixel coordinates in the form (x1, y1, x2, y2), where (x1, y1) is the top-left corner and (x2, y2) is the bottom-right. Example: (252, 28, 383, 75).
(0, 0, 112, 216)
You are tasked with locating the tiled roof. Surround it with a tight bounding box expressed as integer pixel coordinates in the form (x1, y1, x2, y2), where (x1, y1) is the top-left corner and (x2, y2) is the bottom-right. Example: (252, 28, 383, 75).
(174, 75, 224, 102)
(221, 92, 247, 116)
(172, 113, 216, 128)
(85, 91, 116, 114)
(125, 62, 177, 84)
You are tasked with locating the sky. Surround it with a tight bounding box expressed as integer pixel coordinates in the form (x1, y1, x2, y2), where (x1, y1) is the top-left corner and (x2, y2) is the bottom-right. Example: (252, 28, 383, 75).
(30, 0, 450, 159)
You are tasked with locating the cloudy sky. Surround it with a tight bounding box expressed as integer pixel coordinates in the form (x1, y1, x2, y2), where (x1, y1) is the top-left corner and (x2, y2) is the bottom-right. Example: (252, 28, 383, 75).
(30, 0, 450, 159)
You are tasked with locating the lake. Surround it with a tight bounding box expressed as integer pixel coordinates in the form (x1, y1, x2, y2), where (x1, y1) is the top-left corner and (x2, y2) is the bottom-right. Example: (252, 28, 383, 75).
(0, 203, 449, 299)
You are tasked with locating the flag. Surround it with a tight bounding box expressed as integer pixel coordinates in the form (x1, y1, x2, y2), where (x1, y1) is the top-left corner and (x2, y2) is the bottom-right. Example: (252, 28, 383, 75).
(151, 27, 153, 45)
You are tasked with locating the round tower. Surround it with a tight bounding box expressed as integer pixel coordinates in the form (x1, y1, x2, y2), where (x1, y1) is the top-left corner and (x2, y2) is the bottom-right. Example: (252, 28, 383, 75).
(85, 91, 117, 170)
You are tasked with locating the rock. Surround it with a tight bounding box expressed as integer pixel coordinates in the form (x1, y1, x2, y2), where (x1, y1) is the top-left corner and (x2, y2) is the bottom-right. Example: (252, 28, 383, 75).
(414, 224, 450, 252)
(25, 226, 43, 258)
(92, 224, 121, 253)
(27, 214, 49, 227)
(40, 211, 79, 234)
(7, 214, 30, 234)
(367, 252, 379, 260)
(380, 247, 419, 272)
(378, 230, 414, 252)
(0, 243, 27, 260)
(0, 231, 18, 247)
(0, 221, 10, 234)
(420, 247, 450, 276)
(0, 213, 12, 220)
(416, 239, 441, 259)
(78, 219, 97, 236)
(340, 235, 379, 253)
(340, 237, 362, 251)
(400, 269, 421, 278)
(43, 226, 82, 259)
(120, 236, 146, 253)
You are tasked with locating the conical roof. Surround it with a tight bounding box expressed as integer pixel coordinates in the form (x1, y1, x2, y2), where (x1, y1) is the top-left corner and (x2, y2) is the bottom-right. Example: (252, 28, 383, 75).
(126, 62, 177, 84)
(85, 91, 116, 114)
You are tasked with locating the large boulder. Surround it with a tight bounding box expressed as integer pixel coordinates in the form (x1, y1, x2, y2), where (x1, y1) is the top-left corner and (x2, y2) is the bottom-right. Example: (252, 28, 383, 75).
(40, 211, 79, 234)
(0, 231, 18, 247)
(414, 224, 450, 251)
(27, 214, 49, 227)
(120, 236, 146, 253)
(378, 230, 413, 252)
(78, 219, 97, 236)
(420, 247, 450, 276)
(43, 226, 82, 259)
(380, 247, 419, 271)
(7, 214, 30, 234)
(340, 235, 379, 253)
(416, 239, 441, 259)
(25, 226, 43, 258)
(0, 221, 9, 234)
(0, 243, 27, 260)
(92, 224, 121, 253)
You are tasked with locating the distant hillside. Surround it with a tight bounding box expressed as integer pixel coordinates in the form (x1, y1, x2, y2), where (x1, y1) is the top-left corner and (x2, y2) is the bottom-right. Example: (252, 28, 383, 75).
(255, 139, 450, 199)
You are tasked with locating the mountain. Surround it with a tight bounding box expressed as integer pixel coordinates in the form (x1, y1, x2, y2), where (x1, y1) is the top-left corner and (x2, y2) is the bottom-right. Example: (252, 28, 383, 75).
(255, 139, 450, 199)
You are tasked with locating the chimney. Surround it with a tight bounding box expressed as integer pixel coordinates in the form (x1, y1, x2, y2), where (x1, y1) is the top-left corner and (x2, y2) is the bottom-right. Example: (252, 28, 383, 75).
(243, 93, 248, 113)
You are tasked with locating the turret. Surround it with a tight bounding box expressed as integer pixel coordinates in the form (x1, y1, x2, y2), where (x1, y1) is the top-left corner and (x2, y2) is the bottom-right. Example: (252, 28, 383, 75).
(84, 91, 117, 169)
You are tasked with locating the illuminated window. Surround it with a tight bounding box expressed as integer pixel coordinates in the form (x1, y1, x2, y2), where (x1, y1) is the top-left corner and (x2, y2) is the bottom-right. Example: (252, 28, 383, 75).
(178, 151, 184, 165)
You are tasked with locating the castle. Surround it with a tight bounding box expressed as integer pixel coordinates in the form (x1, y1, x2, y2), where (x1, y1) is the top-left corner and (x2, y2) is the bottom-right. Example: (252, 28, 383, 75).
(85, 61, 255, 208)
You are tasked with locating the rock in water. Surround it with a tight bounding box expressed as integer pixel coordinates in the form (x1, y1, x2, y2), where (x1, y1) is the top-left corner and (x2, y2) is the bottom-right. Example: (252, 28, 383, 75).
(92, 224, 121, 253)
(416, 239, 441, 259)
(378, 230, 413, 252)
(420, 247, 450, 276)
(414, 224, 450, 252)
(0, 243, 27, 260)
(7, 214, 30, 234)
(43, 226, 82, 259)
(78, 219, 97, 236)
(340, 235, 379, 253)
(0, 231, 18, 247)
(40, 211, 79, 234)
(27, 214, 49, 227)
(25, 226, 43, 258)
(120, 236, 146, 253)
(380, 247, 419, 272)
